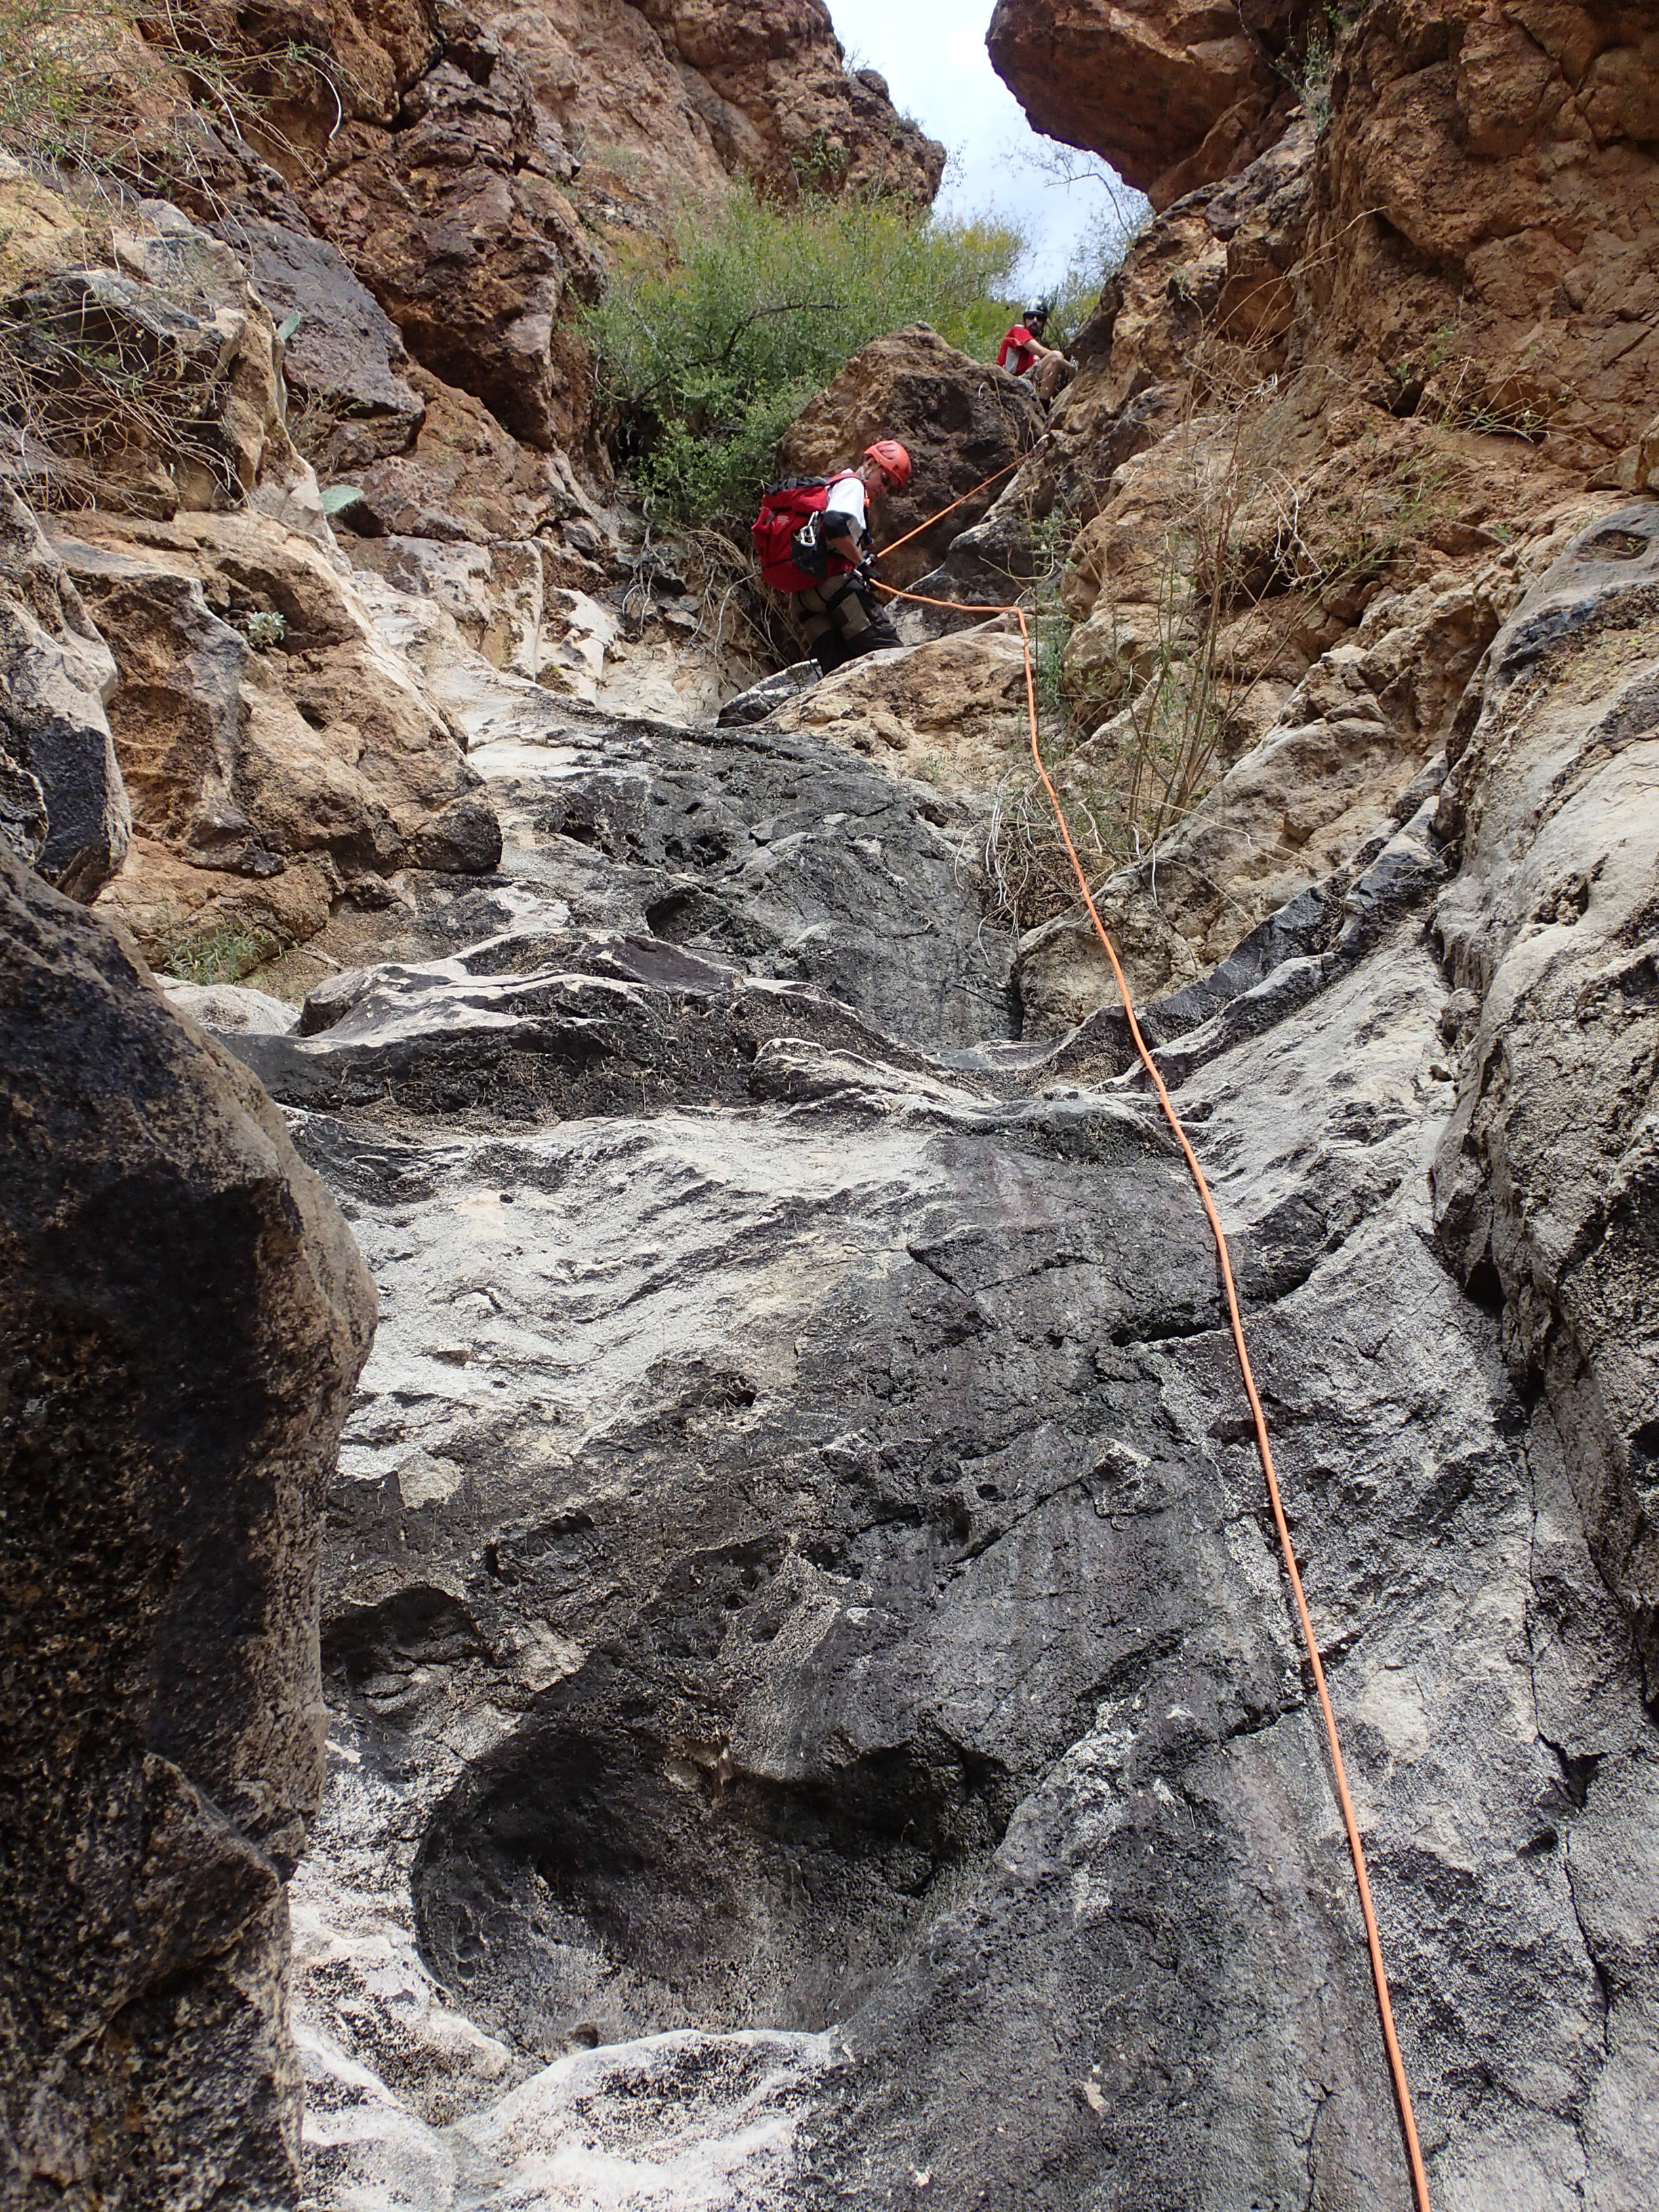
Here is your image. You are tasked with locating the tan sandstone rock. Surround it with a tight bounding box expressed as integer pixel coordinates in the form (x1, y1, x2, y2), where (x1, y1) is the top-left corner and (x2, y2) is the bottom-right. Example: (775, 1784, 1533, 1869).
(338, 366, 611, 550)
(770, 626, 1033, 785)
(45, 511, 499, 964)
(1311, 0, 1659, 485)
(1017, 493, 1610, 1027)
(0, 182, 311, 522)
(987, 0, 1298, 207)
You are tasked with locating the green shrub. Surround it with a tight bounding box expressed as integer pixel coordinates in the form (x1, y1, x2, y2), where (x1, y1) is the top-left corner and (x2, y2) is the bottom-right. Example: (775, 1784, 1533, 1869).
(586, 185, 1025, 526)
(158, 909, 274, 985)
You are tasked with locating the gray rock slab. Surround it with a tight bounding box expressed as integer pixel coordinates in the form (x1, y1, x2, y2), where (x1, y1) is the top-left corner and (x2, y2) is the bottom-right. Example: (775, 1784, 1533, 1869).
(1431, 501, 1659, 1695)
(266, 567, 1657, 2209)
(283, 895, 1659, 2207)
(473, 711, 1018, 1052)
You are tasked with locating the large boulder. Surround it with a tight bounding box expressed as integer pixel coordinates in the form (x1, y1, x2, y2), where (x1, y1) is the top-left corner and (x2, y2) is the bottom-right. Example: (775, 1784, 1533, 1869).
(0, 489, 128, 899)
(0, 847, 375, 2205)
(46, 510, 500, 967)
(770, 624, 1032, 785)
(778, 325, 1045, 588)
(987, 0, 1298, 207)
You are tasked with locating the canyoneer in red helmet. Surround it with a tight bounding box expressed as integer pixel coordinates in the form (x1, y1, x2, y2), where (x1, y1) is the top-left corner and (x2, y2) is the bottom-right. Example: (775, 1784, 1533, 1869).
(751, 439, 912, 676)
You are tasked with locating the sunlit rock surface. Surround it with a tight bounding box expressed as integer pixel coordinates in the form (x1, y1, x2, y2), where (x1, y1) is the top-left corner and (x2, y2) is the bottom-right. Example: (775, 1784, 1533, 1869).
(178, 500, 1659, 2209)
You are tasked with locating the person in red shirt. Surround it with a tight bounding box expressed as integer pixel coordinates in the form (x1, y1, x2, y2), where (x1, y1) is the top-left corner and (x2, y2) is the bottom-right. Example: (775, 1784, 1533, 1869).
(997, 302, 1073, 404)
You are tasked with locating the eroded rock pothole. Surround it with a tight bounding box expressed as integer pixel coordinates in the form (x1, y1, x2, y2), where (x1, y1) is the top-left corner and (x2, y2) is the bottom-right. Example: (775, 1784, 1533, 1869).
(414, 1698, 1008, 2053)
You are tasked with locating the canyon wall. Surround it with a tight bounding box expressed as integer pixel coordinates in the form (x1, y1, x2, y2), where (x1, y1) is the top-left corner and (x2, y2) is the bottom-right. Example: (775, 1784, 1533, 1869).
(1, 0, 933, 976)
(970, 3, 1659, 1715)
(0, 7, 939, 2203)
(3, 5, 1657, 2210)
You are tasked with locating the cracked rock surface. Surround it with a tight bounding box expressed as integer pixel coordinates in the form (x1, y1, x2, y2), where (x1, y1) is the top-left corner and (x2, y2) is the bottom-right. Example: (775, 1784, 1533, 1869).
(195, 514, 1659, 2210)
(0, 848, 375, 2207)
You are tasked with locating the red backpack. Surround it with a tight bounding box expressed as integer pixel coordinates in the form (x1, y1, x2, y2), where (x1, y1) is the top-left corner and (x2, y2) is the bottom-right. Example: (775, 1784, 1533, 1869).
(751, 471, 861, 593)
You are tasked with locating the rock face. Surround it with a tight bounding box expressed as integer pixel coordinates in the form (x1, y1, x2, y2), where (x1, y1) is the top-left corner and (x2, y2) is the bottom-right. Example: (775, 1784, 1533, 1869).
(333, 367, 604, 548)
(987, 0, 1298, 207)
(0, 182, 312, 521)
(87, 0, 940, 506)
(1433, 503, 1659, 1701)
(3, 0, 942, 573)
(222, 216, 427, 477)
(49, 510, 501, 968)
(136, 485, 1655, 2207)
(954, 0, 1659, 1029)
(304, 42, 605, 458)
(493, 0, 945, 215)
(0, 491, 129, 899)
(0, 848, 375, 2206)
(1311, 0, 1659, 487)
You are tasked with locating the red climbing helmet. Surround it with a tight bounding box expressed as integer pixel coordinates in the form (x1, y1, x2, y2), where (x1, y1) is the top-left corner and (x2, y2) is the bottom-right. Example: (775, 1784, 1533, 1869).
(863, 438, 912, 491)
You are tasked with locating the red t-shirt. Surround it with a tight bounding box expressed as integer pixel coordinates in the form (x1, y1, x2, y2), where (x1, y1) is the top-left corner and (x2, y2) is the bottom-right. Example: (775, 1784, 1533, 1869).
(998, 325, 1041, 375)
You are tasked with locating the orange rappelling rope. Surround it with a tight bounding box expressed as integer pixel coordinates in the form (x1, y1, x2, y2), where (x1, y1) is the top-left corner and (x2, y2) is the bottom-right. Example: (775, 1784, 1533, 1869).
(874, 459, 1021, 564)
(869, 567, 1433, 2212)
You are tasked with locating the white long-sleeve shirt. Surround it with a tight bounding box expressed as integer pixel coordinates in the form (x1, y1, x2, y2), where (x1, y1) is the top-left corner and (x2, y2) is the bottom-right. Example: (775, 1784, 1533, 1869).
(823, 474, 869, 544)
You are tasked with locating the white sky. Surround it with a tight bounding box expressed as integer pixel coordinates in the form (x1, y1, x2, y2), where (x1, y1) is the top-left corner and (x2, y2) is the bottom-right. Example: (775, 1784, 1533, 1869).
(825, 0, 1140, 292)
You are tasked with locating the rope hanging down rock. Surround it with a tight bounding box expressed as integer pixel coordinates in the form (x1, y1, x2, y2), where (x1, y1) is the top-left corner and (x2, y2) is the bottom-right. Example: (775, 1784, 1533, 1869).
(869, 551, 1434, 2212)
(874, 459, 1021, 564)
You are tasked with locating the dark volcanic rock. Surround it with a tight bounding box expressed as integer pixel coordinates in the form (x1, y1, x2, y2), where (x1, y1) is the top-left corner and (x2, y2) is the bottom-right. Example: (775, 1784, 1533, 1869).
(473, 704, 1019, 1051)
(218, 216, 427, 475)
(279, 880, 1659, 2207)
(0, 851, 375, 2207)
(0, 489, 129, 900)
(239, 928, 945, 1126)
